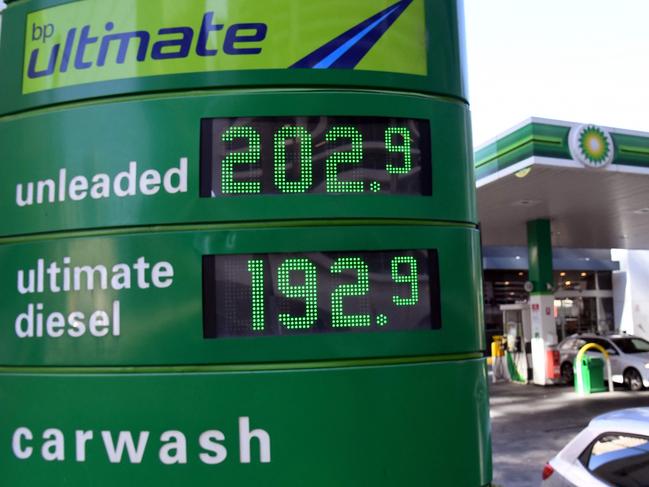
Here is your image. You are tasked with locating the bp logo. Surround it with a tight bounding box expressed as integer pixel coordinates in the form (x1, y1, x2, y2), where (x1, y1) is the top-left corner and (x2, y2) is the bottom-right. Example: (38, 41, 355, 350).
(568, 124, 614, 168)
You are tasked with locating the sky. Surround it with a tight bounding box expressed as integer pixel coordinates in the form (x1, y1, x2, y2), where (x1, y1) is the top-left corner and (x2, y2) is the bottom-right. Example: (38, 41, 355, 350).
(464, 0, 649, 146)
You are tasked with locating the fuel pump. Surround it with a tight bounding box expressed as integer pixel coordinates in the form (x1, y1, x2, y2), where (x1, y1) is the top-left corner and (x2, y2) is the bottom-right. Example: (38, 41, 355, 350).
(500, 304, 532, 383)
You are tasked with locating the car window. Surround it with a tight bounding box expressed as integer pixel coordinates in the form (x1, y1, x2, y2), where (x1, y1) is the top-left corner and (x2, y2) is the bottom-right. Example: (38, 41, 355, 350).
(582, 338, 616, 353)
(613, 338, 649, 354)
(559, 339, 574, 351)
(582, 433, 649, 486)
(573, 339, 586, 350)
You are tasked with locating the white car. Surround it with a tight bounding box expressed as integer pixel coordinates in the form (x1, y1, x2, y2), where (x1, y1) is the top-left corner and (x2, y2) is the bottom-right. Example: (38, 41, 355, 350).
(558, 334, 649, 391)
(542, 408, 649, 486)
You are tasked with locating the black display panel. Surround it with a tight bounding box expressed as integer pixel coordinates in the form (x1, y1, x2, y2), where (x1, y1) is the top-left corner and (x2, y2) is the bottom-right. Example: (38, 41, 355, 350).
(203, 249, 441, 338)
(200, 116, 432, 197)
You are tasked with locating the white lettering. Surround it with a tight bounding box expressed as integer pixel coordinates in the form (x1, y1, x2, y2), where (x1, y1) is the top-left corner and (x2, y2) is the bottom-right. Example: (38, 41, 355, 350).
(73, 265, 108, 291)
(163, 157, 187, 194)
(134, 257, 150, 289)
(101, 431, 150, 464)
(14, 302, 122, 339)
(17, 269, 35, 294)
(67, 311, 86, 338)
(239, 417, 271, 463)
(110, 263, 131, 290)
(88, 310, 110, 337)
(46, 312, 65, 338)
(90, 173, 110, 199)
(75, 430, 94, 462)
(58, 169, 67, 202)
(68, 175, 88, 201)
(139, 169, 161, 196)
(15, 304, 34, 338)
(41, 428, 65, 461)
(16, 183, 34, 207)
(151, 261, 174, 288)
(36, 179, 55, 204)
(113, 161, 137, 197)
(12, 427, 33, 460)
(199, 430, 227, 465)
(159, 431, 187, 465)
(10, 421, 271, 465)
(16, 158, 188, 208)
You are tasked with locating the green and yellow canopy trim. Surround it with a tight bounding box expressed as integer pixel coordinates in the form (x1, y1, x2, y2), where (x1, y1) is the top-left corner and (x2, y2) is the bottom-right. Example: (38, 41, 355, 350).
(475, 118, 649, 181)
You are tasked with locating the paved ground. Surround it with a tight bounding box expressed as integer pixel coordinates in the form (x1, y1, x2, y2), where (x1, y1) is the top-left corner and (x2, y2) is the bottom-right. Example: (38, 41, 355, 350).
(490, 380, 649, 486)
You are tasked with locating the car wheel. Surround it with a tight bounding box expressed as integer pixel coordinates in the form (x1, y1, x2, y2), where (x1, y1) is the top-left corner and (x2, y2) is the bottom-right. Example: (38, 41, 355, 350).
(561, 362, 574, 385)
(624, 368, 644, 391)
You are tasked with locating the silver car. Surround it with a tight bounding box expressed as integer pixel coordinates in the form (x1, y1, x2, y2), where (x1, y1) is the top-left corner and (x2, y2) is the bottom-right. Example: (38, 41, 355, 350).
(542, 408, 649, 486)
(558, 334, 649, 391)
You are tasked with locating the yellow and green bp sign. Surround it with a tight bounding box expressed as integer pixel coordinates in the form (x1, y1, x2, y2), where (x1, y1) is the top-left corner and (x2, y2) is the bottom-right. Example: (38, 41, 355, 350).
(0, 0, 468, 114)
(23, 0, 427, 94)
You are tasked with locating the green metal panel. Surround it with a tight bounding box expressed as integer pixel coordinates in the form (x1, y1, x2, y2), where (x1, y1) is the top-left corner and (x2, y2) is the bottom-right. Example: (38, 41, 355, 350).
(0, 0, 467, 115)
(576, 357, 606, 394)
(0, 224, 483, 366)
(612, 132, 649, 168)
(0, 90, 476, 237)
(0, 359, 491, 487)
(527, 219, 553, 295)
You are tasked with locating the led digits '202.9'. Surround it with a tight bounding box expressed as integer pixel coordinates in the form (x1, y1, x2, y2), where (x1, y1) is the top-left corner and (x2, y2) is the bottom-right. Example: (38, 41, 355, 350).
(200, 116, 432, 197)
(226, 125, 410, 195)
(203, 249, 441, 338)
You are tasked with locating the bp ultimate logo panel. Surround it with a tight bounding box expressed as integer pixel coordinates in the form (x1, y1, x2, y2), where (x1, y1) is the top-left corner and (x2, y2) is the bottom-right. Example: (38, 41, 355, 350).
(22, 0, 426, 94)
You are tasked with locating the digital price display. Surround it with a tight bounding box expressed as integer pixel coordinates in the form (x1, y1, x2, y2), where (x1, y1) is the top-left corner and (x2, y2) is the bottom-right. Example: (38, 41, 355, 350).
(200, 116, 432, 197)
(203, 249, 441, 338)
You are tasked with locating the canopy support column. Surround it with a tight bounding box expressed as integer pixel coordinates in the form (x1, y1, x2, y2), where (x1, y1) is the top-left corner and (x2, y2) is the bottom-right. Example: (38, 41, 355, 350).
(527, 219, 558, 385)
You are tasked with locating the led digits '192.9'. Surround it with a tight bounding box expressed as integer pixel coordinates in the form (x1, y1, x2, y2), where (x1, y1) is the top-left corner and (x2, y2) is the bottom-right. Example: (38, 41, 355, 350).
(202, 249, 441, 338)
(249, 254, 419, 331)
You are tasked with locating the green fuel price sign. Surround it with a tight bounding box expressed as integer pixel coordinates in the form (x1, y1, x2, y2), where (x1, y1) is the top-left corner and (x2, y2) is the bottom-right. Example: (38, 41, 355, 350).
(203, 249, 440, 338)
(0, 0, 491, 483)
(201, 116, 431, 196)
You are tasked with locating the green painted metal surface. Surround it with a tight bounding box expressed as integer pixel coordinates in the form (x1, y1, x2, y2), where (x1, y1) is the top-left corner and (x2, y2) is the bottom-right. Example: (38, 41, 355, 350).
(0, 90, 476, 237)
(527, 219, 553, 295)
(474, 122, 568, 180)
(0, 0, 467, 115)
(2, 359, 490, 486)
(611, 132, 649, 167)
(0, 224, 483, 366)
(576, 356, 606, 394)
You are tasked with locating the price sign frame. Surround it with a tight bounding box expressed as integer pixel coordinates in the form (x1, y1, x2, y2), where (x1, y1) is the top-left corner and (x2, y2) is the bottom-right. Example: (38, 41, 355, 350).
(0, 90, 475, 237)
(0, 224, 483, 366)
(200, 115, 433, 198)
(202, 248, 442, 338)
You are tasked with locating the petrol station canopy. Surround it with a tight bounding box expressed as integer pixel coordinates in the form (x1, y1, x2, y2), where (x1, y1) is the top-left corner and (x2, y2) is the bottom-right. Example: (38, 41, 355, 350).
(475, 118, 649, 250)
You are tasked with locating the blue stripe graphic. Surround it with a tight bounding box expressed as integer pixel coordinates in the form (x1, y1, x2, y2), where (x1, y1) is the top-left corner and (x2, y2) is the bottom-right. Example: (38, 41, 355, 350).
(313, 5, 401, 69)
(291, 0, 414, 70)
